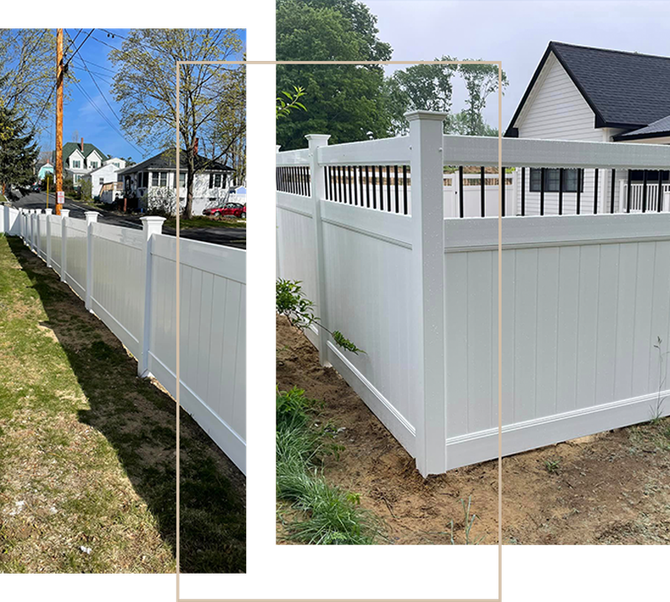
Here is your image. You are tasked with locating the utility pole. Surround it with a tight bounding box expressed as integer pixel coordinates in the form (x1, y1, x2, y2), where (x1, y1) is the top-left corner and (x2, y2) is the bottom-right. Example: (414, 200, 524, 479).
(55, 28, 63, 216)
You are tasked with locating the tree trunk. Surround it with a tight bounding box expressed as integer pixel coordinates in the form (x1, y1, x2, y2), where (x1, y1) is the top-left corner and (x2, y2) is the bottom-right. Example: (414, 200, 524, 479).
(184, 148, 195, 219)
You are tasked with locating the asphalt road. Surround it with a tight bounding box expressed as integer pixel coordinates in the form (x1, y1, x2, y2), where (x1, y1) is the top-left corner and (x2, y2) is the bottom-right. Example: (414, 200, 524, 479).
(9, 191, 246, 249)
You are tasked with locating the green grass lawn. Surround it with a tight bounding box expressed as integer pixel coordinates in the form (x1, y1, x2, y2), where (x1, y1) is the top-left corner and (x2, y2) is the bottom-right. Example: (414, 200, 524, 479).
(0, 235, 245, 573)
(164, 216, 246, 230)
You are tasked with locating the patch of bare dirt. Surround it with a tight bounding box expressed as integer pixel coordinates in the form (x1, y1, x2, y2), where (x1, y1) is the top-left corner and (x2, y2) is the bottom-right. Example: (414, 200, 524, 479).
(277, 315, 670, 545)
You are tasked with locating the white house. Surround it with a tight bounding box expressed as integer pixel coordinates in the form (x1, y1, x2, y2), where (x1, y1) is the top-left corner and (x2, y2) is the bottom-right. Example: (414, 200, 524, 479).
(116, 149, 234, 215)
(505, 42, 670, 214)
(84, 156, 128, 200)
(61, 139, 108, 186)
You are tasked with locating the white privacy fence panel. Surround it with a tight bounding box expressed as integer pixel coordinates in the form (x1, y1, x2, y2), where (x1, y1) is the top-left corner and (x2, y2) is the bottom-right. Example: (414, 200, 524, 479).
(90, 222, 145, 359)
(2, 207, 246, 474)
(48, 214, 62, 271)
(443, 214, 670, 469)
(148, 234, 246, 473)
(277, 111, 670, 477)
(64, 218, 88, 299)
(321, 202, 417, 454)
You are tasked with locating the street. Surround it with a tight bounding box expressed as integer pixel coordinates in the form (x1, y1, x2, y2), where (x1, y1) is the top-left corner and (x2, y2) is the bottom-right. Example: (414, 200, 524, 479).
(10, 191, 246, 249)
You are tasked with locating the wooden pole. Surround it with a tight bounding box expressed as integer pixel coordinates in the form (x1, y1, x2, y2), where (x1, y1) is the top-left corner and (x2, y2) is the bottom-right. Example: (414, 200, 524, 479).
(55, 28, 63, 216)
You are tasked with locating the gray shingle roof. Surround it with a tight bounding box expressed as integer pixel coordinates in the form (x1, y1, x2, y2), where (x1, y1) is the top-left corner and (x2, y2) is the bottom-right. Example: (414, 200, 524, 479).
(616, 113, 670, 140)
(117, 149, 232, 175)
(506, 41, 670, 136)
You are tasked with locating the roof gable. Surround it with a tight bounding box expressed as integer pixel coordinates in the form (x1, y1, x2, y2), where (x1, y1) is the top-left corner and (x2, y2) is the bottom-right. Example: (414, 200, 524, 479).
(506, 41, 670, 136)
(62, 141, 108, 162)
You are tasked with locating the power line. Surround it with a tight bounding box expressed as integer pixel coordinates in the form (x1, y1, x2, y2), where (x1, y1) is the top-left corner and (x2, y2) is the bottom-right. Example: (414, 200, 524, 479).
(62, 29, 146, 157)
(72, 79, 145, 156)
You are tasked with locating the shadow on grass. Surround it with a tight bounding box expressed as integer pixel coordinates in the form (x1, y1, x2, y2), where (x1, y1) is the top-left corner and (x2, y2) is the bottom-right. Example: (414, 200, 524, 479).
(7, 236, 245, 573)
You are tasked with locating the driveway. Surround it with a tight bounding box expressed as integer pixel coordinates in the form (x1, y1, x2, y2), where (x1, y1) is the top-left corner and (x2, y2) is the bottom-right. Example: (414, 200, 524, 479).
(10, 191, 246, 249)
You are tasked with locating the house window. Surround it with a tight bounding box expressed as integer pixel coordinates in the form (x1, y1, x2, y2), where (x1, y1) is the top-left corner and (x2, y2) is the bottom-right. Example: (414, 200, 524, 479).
(74, 174, 81, 183)
(529, 168, 583, 193)
(177, 173, 186, 188)
(209, 173, 224, 188)
(73, 160, 81, 169)
(90, 161, 98, 169)
(99, 178, 105, 185)
(151, 171, 167, 186)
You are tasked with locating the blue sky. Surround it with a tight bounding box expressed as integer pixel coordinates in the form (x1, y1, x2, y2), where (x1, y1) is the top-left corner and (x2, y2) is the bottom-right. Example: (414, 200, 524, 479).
(39, 28, 246, 162)
(364, 0, 670, 131)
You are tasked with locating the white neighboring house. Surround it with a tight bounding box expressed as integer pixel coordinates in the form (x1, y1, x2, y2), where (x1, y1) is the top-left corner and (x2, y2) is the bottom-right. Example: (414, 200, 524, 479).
(85, 158, 127, 200)
(116, 150, 234, 216)
(61, 139, 108, 186)
(505, 41, 670, 213)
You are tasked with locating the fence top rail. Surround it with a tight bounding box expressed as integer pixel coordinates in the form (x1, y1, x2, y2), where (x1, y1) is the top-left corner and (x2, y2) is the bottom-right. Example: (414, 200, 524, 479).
(276, 136, 412, 167)
(276, 148, 310, 166)
(442, 134, 670, 170)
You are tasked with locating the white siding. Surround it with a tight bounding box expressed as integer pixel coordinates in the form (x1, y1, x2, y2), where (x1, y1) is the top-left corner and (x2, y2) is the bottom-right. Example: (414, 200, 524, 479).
(515, 53, 615, 214)
(516, 53, 602, 142)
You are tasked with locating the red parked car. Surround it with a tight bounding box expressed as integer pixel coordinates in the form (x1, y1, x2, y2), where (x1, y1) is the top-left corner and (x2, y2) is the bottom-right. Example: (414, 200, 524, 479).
(204, 202, 246, 219)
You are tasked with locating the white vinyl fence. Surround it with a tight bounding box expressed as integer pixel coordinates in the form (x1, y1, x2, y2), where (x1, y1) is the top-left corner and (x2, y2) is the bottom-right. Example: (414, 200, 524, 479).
(277, 111, 670, 477)
(1, 204, 246, 474)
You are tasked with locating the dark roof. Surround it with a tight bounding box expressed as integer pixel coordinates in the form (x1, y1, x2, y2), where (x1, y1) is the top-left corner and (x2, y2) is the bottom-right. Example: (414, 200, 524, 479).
(117, 149, 232, 175)
(506, 41, 670, 136)
(614, 113, 670, 141)
(62, 141, 108, 161)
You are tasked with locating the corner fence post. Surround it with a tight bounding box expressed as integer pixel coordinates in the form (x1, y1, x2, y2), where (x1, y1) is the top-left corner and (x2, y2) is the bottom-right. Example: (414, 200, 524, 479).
(84, 211, 99, 311)
(60, 209, 70, 282)
(45, 208, 53, 268)
(407, 110, 448, 477)
(138, 216, 165, 377)
(306, 133, 331, 365)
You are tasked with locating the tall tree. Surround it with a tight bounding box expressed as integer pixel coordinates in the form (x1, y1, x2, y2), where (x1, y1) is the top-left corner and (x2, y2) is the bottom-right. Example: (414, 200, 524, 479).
(0, 104, 39, 195)
(109, 29, 245, 218)
(457, 63, 509, 136)
(383, 59, 457, 135)
(0, 29, 58, 134)
(276, 0, 392, 149)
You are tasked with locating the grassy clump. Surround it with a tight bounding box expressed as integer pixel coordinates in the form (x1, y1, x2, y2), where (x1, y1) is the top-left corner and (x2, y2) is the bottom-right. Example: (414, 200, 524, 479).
(276, 387, 383, 545)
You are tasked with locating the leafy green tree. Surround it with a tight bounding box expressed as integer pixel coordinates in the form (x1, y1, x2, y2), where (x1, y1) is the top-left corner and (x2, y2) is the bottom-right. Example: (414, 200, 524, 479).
(383, 59, 457, 135)
(276, 0, 392, 149)
(109, 29, 245, 218)
(450, 110, 499, 137)
(457, 63, 508, 136)
(0, 30, 59, 134)
(0, 105, 39, 195)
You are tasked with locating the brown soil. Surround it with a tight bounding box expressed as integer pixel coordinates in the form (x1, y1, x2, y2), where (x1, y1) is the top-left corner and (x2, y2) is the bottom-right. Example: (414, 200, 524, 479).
(277, 315, 670, 545)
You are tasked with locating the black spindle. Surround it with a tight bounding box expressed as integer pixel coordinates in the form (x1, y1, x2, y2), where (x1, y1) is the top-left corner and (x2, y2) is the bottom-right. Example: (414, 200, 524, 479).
(610, 169, 616, 213)
(559, 168, 564, 215)
(365, 166, 370, 208)
(540, 167, 545, 215)
(372, 166, 377, 209)
(642, 170, 648, 213)
(593, 168, 599, 214)
(627, 170, 632, 213)
(403, 166, 408, 215)
(480, 166, 485, 217)
(521, 167, 526, 216)
(394, 166, 399, 213)
(348, 166, 352, 204)
(576, 169, 582, 215)
(458, 166, 464, 218)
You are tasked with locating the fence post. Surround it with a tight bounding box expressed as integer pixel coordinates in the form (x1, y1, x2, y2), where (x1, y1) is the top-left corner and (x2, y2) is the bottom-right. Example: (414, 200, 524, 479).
(306, 133, 331, 365)
(407, 110, 448, 477)
(619, 179, 626, 213)
(45, 208, 53, 268)
(60, 209, 70, 281)
(138, 216, 165, 377)
(84, 211, 99, 311)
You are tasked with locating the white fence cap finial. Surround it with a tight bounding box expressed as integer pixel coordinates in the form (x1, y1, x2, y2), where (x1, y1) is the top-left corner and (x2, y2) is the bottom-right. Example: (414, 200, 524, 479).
(84, 211, 100, 224)
(405, 110, 449, 122)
